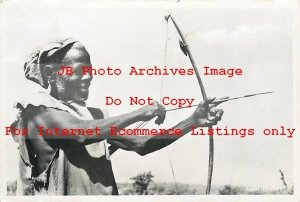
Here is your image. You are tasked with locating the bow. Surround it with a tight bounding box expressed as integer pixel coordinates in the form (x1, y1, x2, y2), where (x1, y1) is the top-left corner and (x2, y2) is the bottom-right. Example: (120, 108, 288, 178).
(165, 14, 214, 194)
(163, 14, 275, 194)
(108, 13, 274, 195)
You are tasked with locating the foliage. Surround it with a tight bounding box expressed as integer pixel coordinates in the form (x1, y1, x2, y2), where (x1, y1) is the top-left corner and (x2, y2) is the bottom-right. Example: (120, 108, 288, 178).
(219, 185, 240, 195)
(7, 180, 293, 195)
(130, 171, 154, 195)
(7, 181, 17, 196)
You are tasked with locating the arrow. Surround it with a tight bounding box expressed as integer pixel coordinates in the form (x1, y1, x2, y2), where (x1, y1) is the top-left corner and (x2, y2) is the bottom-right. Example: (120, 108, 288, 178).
(166, 91, 274, 112)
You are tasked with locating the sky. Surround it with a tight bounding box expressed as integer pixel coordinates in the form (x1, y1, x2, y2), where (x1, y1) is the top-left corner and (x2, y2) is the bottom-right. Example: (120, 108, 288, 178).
(0, 0, 294, 191)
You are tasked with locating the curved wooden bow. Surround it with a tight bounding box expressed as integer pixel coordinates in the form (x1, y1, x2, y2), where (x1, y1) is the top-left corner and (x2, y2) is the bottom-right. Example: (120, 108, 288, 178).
(165, 14, 213, 194)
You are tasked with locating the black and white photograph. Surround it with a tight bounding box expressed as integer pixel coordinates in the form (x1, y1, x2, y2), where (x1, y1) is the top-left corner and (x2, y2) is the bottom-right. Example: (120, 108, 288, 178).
(0, 0, 299, 201)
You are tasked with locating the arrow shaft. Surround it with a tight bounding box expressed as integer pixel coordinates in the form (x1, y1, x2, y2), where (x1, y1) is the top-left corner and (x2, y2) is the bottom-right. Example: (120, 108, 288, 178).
(166, 91, 274, 112)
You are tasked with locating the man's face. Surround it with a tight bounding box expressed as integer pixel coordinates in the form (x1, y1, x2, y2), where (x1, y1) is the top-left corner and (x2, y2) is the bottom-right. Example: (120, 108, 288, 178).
(53, 43, 93, 102)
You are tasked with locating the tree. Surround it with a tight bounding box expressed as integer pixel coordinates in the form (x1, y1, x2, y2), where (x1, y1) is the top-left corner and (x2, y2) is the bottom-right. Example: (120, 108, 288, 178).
(130, 171, 154, 195)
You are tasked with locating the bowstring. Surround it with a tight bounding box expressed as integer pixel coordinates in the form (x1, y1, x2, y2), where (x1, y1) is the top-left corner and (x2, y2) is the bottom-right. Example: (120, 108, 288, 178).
(161, 15, 178, 195)
(134, 12, 178, 194)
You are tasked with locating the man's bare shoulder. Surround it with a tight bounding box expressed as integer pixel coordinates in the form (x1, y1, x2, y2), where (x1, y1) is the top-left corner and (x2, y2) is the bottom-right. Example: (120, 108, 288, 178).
(24, 105, 81, 130)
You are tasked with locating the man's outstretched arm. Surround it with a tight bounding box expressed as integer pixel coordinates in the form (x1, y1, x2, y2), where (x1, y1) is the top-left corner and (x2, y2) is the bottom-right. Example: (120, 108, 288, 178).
(107, 97, 223, 155)
(27, 98, 222, 155)
(26, 101, 165, 146)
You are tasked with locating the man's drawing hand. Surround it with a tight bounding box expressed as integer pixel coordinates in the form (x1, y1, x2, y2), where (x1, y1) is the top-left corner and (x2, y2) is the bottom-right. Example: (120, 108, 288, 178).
(138, 101, 166, 125)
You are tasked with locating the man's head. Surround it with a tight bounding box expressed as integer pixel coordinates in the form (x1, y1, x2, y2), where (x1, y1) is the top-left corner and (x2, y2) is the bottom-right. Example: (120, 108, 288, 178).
(43, 42, 93, 102)
(24, 39, 93, 103)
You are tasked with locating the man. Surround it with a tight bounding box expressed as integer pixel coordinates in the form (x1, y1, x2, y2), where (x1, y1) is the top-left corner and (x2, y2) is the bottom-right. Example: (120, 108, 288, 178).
(11, 38, 223, 195)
